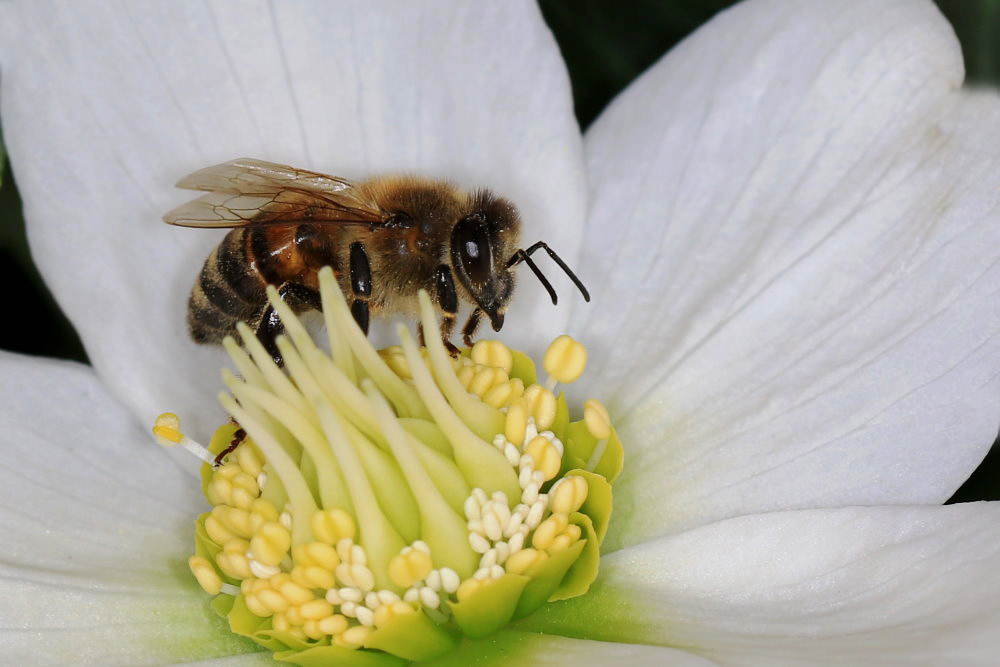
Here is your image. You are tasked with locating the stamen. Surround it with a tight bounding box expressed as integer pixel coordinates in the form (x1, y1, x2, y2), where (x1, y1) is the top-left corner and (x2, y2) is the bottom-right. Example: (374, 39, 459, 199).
(162, 274, 619, 663)
(152, 413, 216, 465)
(542, 334, 587, 390)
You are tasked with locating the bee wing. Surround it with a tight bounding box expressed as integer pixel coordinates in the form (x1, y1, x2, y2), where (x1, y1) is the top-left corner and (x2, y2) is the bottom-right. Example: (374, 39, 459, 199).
(164, 158, 384, 228)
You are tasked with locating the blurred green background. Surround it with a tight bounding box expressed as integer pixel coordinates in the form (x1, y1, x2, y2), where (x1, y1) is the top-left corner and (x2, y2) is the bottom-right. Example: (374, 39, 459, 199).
(1, 0, 998, 500)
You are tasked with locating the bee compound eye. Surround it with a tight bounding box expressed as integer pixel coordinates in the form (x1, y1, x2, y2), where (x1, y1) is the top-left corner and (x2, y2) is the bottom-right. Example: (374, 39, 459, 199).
(452, 216, 493, 285)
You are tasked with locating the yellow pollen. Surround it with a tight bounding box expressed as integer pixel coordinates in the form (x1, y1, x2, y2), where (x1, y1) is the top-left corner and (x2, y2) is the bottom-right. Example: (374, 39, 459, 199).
(152, 412, 183, 444)
(543, 334, 587, 385)
(531, 513, 570, 551)
(521, 385, 557, 431)
(311, 508, 356, 545)
(550, 475, 589, 514)
(189, 555, 223, 595)
(504, 401, 529, 447)
(373, 600, 417, 628)
(583, 398, 612, 440)
(161, 274, 621, 663)
(335, 625, 373, 649)
(504, 548, 548, 575)
(470, 339, 514, 374)
(482, 377, 525, 409)
(250, 521, 292, 567)
(318, 614, 350, 636)
(523, 435, 562, 481)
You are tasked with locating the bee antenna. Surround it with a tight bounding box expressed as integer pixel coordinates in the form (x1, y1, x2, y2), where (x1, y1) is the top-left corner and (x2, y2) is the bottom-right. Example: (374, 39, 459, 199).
(507, 242, 591, 303)
(507, 248, 558, 305)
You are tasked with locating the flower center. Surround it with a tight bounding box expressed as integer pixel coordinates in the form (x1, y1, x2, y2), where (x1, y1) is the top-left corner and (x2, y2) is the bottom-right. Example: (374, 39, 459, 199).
(153, 266, 623, 663)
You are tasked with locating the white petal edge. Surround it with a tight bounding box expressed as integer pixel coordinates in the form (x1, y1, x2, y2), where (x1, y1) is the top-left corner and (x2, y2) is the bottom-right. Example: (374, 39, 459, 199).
(521, 504, 1000, 665)
(570, 0, 1000, 547)
(0, 0, 585, 437)
(0, 351, 253, 663)
(427, 630, 718, 666)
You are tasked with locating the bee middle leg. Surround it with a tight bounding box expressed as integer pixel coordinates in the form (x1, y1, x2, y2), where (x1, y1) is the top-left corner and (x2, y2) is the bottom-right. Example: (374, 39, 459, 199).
(257, 282, 322, 364)
(349, 242, 372, 335)
(435, 265, 461, 356)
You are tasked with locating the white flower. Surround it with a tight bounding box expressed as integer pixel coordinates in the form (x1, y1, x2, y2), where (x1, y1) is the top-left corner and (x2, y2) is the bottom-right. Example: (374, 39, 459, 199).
(2, 0, 999, 664)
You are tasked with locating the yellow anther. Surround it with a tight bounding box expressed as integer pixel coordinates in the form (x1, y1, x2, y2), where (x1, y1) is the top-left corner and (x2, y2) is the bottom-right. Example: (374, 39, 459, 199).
(482, 377, 524, 408)
(299, 599, 334, 620)
(231, 471, 260, 498)
(550, 476, 589, 515)
(470, 339, 514, 374)
(336, 625, 373, 649)
(550, 523, 582, 552)
(531, 513, 569, 551)
(295, 541, 341, 570)
(217, 506, 252, 538)
(303, 565, 336, 590)
(272, 612, 290, 632)
(379, 346, 411, 379)
(524, 435, 562, 481)
(248, 499, 279, 533)
(373, 600, 415, 627)
(504, 548, 548, 575)
(217, 462, 245, 480)
(250, 521, 291, 567)
(215, 538, 253, 580)
(258, 588, 291, 614)
(152, 412, 184, 445)
(583, 398, 612, 440)
(244, 593, 271, 618)
(302, 619, 325, 640)
(311, 508, 356, 545)
(455, 364, 477, 390)
(456, 576, 494, 602)
(204, 514, 238, 545)
(387, 547, 433, 588)
(543, 335, 587, 385)
(278, 580, 314, 606)
(467, 366, 508, 397)
(285, 605, 305, 626)
(188, 555, 223, 595)
(235, 443, 263, 477)
(318, 614, 349, 636)
(207, 477, 234, 507)
(504, 401, 529, 447)
(522, 384, 557, 431)
(229, 486, 255, 511)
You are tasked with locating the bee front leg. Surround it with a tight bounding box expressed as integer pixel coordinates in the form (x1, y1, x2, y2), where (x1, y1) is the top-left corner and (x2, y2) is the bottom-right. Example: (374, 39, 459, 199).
(257, 282, 322, 364)
(462, 309, 483, 348)
(435, 265, 460, 356)
(349, 242, 372, 335)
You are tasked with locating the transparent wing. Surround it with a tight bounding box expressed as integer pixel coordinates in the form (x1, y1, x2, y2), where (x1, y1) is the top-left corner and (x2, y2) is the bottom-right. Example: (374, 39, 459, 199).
(163, 158, 384, 228)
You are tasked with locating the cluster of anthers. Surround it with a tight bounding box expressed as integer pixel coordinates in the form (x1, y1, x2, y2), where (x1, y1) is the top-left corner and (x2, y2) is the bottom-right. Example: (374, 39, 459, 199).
(153, 267, 622, 665)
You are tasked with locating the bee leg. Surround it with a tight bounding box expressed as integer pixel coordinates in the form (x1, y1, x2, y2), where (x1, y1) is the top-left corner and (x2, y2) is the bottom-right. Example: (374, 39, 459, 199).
(349, 242, 372, 335)
(462, 309, 483, 348)
(435, 265, 460, 356)
(257, 282, 322, 364)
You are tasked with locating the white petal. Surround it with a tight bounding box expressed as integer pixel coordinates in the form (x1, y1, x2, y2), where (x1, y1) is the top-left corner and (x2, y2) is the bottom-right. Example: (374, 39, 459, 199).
(431, 631, 717, 666)
(522, 504, 1000, 665)
(571, 0, 1000, 546)
(0, 0, 584, 434)
(0, 352, 248, 662)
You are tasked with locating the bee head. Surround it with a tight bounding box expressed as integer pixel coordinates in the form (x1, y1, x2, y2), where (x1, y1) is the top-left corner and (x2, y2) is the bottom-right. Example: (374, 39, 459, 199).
(450, 191, 521, 331)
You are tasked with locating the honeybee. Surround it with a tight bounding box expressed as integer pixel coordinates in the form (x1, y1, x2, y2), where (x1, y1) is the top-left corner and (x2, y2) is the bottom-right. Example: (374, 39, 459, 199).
(164, 158, 589, 357)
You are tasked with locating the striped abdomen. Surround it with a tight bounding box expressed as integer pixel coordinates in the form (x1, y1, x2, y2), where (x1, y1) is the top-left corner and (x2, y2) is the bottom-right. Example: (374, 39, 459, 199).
(187, 225, 339, 343)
